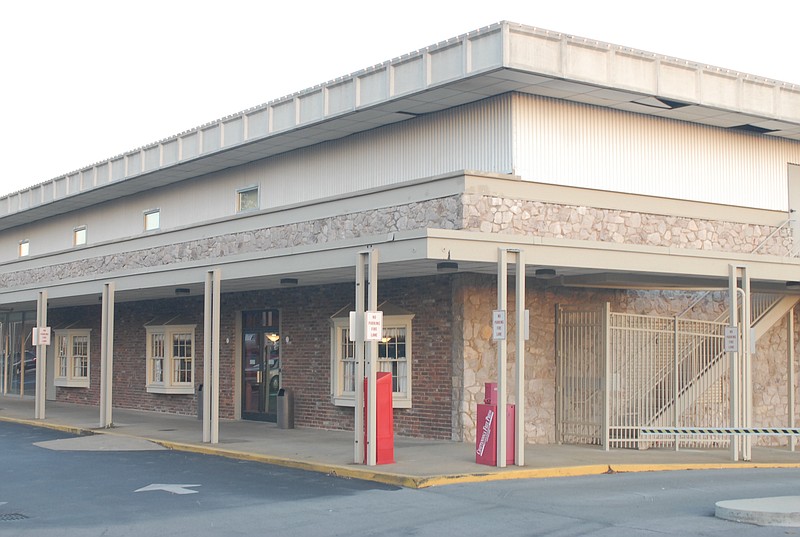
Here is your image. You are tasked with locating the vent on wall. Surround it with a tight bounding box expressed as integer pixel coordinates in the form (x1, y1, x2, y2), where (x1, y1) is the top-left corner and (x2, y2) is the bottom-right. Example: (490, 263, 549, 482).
(729, 124, 778, 135)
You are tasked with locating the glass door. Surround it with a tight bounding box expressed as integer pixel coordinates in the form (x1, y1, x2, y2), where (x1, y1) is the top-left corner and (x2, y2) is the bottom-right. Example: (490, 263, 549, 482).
(6, 313, 34, 397)
(241, 310, 280, 421)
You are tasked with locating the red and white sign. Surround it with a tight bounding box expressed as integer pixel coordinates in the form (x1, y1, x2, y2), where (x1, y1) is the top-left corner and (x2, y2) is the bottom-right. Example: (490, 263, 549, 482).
(365, 311, 383, 341)
(492, 310, 506, 341)
(33, 326, 51, 346)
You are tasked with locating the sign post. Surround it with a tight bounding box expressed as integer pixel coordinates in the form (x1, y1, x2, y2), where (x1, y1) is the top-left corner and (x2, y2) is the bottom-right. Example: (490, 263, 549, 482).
(494, 248, 527, 467)
(354, 249, 379, 466)
(34, 291, 48, 420)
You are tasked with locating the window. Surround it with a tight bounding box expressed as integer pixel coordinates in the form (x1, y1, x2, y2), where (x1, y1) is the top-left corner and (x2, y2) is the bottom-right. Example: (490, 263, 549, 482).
(145, 325, 195, 394)
(18, 240, 29, 257)
(330, 305, 414, 408)
(73, 226, 87, 246)
(144, 209, 160, 231)
(54, 330, 91, 388)
(236, 186, 259, 213)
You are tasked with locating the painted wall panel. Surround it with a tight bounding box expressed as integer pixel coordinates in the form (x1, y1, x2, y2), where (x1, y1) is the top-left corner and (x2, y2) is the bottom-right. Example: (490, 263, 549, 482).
(144, 147, 160, 171)
(254, 95, 513, 208)
(512, 94, 800, 210)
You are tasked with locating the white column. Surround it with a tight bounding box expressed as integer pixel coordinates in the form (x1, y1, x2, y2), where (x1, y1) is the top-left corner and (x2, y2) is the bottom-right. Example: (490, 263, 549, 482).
(603, 302, 611, 451)
(354, 255, 366, 464)
(789, 308, 796, 452)
(211, 269, 221, 444)
(728, 265, 739, 461)
(99, 282, 115, 428)
(514, 251, 526, 467)
(366, 249, 378, 467)
(34, 291, 47, 419)
(203, 272, 212, 443)
(741, 267, 752, 461)
(496, 248, 508, 468)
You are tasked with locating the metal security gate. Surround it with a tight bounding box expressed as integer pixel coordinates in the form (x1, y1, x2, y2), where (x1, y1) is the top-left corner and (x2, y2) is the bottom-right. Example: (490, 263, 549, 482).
(608, 313, 728, 449)
(555, 305, 607, 446)
(556, 303, 731, 449)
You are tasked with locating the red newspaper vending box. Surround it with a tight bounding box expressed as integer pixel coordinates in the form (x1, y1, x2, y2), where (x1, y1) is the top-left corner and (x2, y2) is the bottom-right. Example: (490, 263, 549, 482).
(364, 372, 395, 464)
(476, 382, 515, 465)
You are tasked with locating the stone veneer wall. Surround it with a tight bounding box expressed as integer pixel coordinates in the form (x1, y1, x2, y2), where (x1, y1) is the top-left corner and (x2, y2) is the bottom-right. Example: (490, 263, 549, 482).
(1, 190, 791, 289)
(0, 196, 463, 288)
(455, 272, 799, 446)
(752, 315, 800, 447)
(462, 194, 794, 256)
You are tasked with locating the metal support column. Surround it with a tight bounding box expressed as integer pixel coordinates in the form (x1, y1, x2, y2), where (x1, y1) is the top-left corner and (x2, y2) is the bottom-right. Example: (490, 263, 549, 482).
(496, 248, 527, 467)
(602, 303, 611, 451)
(789, 308, 796, 452)
(741, 269, 752, 461)
(354, 256, 365, 464)
(728, 266, 740, 461)
(728, 265, 751, 461)
(673, 316, 680, 451)
(99, 282, 115, 428)
(34, 291, 47, 419)
(496, 249, 508, 468)
(366, 250, 378, 467)
(514, 251, 526, 467)
(353, 249, 378, 465)
(203, 269, 221, 444)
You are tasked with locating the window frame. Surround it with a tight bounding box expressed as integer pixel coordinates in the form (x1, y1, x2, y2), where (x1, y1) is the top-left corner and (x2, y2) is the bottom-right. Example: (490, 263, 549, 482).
(18, 240, 29, 257)
(145, 324, 196, 394)
(143, 209, 160, 231)
(236, 186, 260, 213)
(54, 329, 91, 388)
(330, 313, 414, 408)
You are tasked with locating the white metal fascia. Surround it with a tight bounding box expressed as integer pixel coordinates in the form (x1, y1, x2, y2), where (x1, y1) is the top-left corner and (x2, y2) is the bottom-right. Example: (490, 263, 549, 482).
(425, 228, 800, 282)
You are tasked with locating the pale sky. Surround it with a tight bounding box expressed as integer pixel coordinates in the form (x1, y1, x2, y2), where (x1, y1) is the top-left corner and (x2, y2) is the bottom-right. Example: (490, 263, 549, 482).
(1, 0, 798, 197)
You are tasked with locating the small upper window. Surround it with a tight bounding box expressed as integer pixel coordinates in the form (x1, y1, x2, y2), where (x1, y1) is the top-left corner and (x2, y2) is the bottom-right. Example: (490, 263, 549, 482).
(237, 187, 259, 213)
(144, 209, 160, 231)
(19, 240, 29, 257)
(73, 226, 87, 246)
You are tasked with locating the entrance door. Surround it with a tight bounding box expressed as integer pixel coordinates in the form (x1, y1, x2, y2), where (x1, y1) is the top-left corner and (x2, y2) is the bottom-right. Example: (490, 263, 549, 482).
(242, 310, 281, 421)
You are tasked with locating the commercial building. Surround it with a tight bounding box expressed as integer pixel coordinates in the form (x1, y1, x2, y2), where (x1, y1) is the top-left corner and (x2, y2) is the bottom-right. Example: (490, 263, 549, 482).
(2, 22, 799, 457)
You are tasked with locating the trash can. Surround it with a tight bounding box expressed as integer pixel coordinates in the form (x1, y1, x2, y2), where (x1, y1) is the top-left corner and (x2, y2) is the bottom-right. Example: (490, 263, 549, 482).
(197, 384, 203, 421)
(277, 387, 294, 429)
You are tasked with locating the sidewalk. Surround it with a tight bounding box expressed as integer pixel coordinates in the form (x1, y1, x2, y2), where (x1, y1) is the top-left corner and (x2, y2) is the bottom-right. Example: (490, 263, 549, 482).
(3, 396, 800, 488)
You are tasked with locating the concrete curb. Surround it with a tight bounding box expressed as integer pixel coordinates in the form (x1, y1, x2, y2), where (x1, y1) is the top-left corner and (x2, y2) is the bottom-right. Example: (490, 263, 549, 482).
(716, 496, 800, 527)
(6, 415, 800, 489)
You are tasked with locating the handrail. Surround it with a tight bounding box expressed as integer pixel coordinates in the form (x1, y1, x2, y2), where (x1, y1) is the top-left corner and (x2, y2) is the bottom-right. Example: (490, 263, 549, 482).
(751, 217, 792, 255)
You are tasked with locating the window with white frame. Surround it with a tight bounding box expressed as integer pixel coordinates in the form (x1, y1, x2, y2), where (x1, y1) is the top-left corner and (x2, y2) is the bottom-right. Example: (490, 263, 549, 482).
(145, 325, 195, 394)
(18, 240, 29, 257)
(330, 308, 414, 408)
(144, 209, 160, 231)
(236, 186, 259, 213)
(73, 226, 87, 246)
(54, 330, 91, 388)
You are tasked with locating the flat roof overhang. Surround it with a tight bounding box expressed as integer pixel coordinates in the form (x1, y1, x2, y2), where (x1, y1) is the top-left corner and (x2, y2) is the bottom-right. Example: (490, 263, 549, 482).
(2, 228, 798, 312)
(3, 21, 799, 231)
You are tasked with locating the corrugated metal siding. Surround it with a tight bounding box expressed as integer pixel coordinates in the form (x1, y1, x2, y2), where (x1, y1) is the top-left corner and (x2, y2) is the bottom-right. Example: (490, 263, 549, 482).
(243, 95, 514, 209)
(512, 94, 800, 211)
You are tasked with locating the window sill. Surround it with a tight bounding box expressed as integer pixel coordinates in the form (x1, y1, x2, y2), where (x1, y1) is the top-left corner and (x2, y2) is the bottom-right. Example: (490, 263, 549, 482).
(332, 396, 411, 409)
(146, 385, 195, 395)
(55, 378, 89, 388)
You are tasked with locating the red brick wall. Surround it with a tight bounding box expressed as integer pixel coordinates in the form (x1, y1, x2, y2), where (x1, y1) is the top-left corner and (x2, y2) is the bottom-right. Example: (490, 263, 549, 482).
(50, 297, 205, 416)
(223, 275, 456, 439)
(49, 275, 456, 439)
(50, 305, 102, 406)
